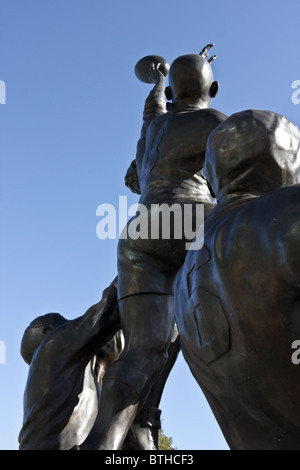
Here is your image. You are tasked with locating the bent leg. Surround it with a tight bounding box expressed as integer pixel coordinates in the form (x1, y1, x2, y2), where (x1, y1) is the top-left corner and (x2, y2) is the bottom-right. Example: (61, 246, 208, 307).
(129, 325, 180, 449)
(80, 293, 175, 450)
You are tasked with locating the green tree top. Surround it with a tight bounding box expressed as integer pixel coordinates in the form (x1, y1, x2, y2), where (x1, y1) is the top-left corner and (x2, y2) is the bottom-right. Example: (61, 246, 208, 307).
(158, 429, 175, 450)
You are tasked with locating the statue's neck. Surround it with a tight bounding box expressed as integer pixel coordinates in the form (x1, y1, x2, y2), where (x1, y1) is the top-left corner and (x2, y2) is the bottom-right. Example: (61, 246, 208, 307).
(166, 100, 209, 113)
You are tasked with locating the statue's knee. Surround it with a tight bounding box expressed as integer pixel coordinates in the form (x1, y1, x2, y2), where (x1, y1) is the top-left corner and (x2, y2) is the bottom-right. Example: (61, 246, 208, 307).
(104, 359, 150, 399)
(126, 344, 168, 376)
(103, 348, 168, 400)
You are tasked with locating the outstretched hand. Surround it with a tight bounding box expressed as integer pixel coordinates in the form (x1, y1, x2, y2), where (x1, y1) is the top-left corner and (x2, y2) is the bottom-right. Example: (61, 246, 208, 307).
(148, 62, 165, 84)
(200, 43, 217, 63)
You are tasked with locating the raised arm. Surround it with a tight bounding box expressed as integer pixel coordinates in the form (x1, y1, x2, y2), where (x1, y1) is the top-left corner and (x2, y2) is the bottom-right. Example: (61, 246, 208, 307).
(68, 277, 121, 358)
(125, 60, 167, 194)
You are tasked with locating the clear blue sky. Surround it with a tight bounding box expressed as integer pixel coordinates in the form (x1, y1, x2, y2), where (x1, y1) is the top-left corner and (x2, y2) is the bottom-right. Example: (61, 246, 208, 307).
(0, 0, 299, 450)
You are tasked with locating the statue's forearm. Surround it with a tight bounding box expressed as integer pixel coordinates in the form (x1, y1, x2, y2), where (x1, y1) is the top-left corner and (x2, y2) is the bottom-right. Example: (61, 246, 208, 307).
(134, 77, 166, 181)
(143, 77, 166, 131)
(72, 278, 120, 354)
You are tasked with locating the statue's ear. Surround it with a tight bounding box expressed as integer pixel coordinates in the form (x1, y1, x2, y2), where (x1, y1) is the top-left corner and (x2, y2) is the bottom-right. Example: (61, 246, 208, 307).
(165, 86, 173, 101)
(209, 81, 219, 98)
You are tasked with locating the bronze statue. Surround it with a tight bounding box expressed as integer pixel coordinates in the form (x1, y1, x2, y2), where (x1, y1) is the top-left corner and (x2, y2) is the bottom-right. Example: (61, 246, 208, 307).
(21, 46, 300, 451)
(175, 109, 300, 450)
(19, 276, 179, 450)
(18, 279, 120, 450)
(79, 45, 228, 450)
(96, 325, 180, 450)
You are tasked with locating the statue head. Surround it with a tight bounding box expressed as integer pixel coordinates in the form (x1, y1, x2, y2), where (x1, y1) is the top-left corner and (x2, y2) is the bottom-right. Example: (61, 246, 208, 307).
(165, 48, 219, 109)
(204, 109, 300, 201)
(20, 313, 68, 365)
